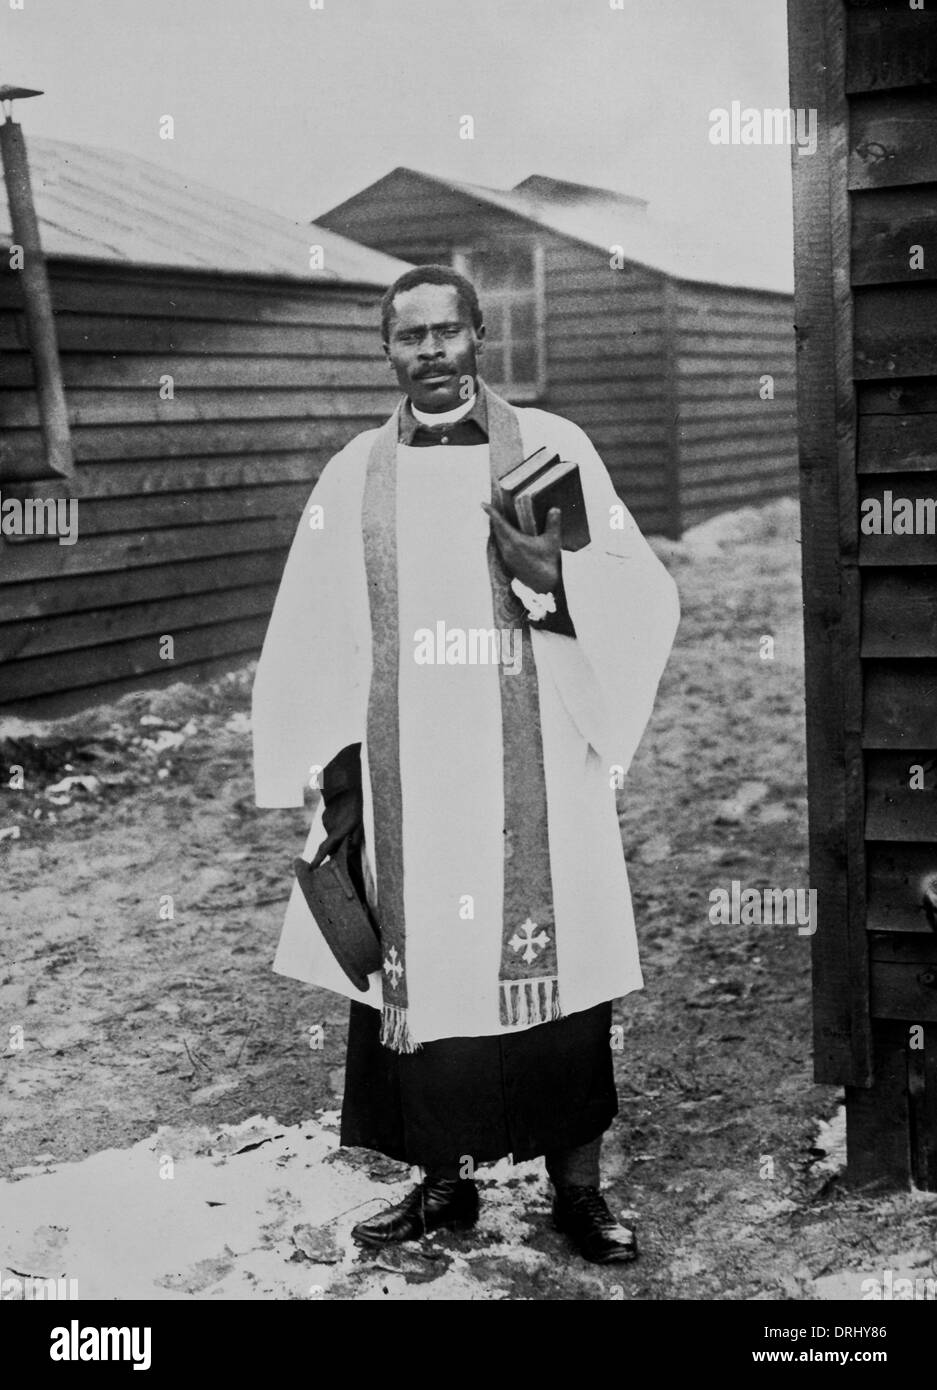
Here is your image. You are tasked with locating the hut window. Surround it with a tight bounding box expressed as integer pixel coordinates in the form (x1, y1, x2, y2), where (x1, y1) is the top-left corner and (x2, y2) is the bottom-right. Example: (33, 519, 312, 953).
(452, 242, 545, 401)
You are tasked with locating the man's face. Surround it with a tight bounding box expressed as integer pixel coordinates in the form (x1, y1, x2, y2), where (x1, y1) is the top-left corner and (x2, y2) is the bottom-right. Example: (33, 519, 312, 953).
(383, 283, 485, 413)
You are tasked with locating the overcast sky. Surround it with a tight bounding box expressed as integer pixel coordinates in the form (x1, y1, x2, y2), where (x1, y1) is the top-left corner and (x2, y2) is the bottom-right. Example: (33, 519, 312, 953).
(2, 0, 793, 265)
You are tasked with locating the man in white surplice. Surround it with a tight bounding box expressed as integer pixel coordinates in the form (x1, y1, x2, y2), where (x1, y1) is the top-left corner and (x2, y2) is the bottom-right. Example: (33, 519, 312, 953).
(252, 265, 679, 1264)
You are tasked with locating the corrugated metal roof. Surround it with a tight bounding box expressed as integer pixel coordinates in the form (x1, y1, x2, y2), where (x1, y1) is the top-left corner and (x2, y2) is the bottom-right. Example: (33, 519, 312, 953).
(0, 136, 409, 286)
(324, 167, 794, 295)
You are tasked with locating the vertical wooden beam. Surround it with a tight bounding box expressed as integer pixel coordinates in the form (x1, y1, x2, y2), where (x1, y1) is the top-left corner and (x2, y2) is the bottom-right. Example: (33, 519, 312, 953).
(660, 275, 683, 541)
(846, 1022, 911, 1188)
(788, 0, 872, 1087)
(0, 118, 74, 480)
(908, 1024, 937, 1190)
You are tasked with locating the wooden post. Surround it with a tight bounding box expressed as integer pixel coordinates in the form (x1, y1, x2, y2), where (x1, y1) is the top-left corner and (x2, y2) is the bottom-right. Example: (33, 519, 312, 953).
(845, 1023, 911, 1190)
(0, 116, 75, 480)
(788, 0, 872, 1091)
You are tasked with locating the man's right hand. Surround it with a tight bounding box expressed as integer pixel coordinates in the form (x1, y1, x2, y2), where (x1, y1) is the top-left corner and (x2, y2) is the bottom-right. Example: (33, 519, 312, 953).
(310, 787, 364, 869)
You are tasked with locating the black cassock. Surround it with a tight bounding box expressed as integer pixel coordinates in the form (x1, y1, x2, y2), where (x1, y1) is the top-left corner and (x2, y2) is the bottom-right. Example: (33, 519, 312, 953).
(340, 999, 617, 1170)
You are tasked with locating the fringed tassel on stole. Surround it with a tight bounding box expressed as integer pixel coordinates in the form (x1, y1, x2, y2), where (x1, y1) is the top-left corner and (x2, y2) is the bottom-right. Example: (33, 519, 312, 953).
(499, 976, 563, 1028)
(380, 1003, 422, 1054)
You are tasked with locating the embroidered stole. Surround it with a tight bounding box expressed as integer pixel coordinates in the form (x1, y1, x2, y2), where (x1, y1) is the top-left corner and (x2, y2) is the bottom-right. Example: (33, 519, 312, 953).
(361, 382, 561, 1052)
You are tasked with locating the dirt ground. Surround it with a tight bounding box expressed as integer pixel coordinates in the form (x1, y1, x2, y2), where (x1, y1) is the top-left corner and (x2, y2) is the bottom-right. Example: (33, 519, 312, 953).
(2, 495, 936, 1301)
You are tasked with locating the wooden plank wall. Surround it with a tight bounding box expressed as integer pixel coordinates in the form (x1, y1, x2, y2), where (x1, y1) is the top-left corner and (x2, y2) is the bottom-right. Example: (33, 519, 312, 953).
(847, 0, 937, 1180)
(540, 244, 677, 536)
(673, 283, 798, 529)
(0, 262, 397, 707)
(317, 169, 511, 263)
(790, 0, 937, 1188)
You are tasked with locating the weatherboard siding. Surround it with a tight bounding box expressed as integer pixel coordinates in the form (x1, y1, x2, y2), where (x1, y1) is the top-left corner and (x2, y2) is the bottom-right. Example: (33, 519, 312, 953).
(674, 282, 798, 530)
(312, 169, 522, 262)
(541, 243, 674, 535)
(0, 260, 397, 706)
(789, 0, 937, 1187)
(850, 8, 937, 969)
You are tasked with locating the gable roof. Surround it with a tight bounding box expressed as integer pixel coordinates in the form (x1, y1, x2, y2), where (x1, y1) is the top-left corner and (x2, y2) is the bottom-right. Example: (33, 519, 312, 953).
(512, 174, 649, 214)
(320, 166, 793, 295)
(0, 136, 408, 287)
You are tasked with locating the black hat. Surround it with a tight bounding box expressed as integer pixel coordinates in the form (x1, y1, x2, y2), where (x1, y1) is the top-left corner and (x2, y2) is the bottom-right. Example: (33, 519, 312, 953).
(293, 838, 382, 993)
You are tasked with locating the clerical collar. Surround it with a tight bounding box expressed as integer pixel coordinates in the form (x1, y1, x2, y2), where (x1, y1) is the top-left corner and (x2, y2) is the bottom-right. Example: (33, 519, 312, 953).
(412, 394, 477, 426)
(399, 387, 489, 445)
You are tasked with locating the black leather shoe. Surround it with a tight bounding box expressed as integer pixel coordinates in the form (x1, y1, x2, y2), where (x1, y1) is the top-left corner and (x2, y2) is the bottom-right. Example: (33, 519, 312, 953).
(552, 1184, 638, 1264)
(351, 1176, 479, 1246)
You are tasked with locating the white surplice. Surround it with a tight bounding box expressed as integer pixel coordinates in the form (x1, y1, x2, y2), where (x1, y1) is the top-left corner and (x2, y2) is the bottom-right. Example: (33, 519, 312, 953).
(251, 406, 680, 1044)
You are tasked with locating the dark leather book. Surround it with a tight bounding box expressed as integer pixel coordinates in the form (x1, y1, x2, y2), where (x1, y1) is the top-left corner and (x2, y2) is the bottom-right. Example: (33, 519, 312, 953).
(499, 447, 591, 552)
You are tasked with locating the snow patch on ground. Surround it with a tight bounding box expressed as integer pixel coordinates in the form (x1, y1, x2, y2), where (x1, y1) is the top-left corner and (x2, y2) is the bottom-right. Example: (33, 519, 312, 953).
(810, 1105, 847, 1180)
(0, 1112, 593, 1301)
(812, 1249, 937, 1301)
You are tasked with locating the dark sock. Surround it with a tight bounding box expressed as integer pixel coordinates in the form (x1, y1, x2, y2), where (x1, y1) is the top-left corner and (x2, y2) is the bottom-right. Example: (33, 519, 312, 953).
(422, 1162, 463, 1183)
(545, 1134, 603, 1189)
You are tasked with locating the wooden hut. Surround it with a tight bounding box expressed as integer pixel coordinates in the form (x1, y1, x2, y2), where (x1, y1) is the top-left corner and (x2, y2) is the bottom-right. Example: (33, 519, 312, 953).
(789, 0, 937, 1188)
(0, 137, 408, 710)
(317, 167, 798, 537)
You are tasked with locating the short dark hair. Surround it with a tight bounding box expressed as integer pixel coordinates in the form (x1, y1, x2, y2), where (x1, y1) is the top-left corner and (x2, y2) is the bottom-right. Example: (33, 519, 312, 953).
(381, 264, 483, 342)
